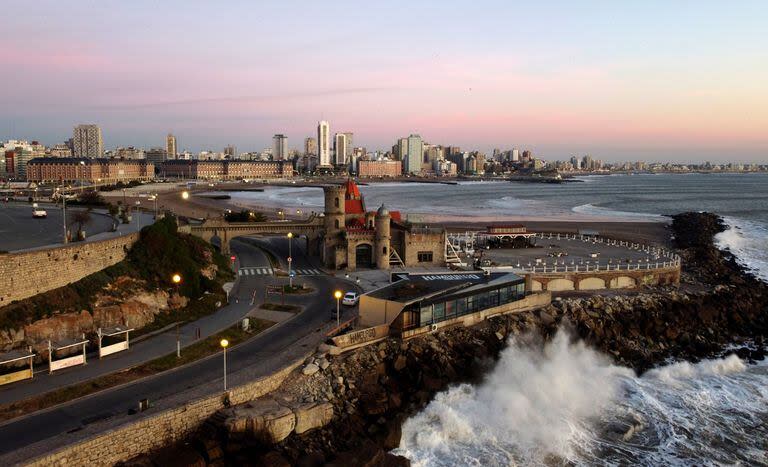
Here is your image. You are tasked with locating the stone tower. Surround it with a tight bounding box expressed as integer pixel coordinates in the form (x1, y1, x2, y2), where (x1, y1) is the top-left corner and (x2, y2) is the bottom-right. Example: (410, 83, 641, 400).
(374, 204, 391, 270)
(323, 185, 346, 267)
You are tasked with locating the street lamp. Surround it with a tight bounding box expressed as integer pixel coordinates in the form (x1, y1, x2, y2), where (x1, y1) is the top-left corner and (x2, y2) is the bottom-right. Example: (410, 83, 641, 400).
(287, 232, 293, 288)
(59, 188, 69, 244)
(334, 290, 343, 327)
(135, 201, 141, 231)
(181, 190, 190, 200)
(78, 160, 85, 189)
(220, 338, 229, 391)
(149, 194, 158, 218)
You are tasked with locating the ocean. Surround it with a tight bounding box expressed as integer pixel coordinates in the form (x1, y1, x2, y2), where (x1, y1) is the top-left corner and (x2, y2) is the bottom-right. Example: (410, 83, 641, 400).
(230, 173, 768, 465)
(230, 173, 768, 281)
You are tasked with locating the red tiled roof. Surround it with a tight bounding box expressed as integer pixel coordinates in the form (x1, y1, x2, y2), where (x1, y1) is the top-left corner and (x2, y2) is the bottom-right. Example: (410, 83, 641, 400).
(390, 211, 402, 222)
(343, 179, 361, 199)
(345, 199, 365, 215)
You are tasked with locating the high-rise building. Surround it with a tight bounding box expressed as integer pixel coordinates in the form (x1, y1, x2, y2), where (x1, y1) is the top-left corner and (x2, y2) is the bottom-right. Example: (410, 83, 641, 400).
(342, 132, 353, 160)
(145, 147, 168, 168)
(73, 124, 103, 157)
(405, 134, 423, 175)
(166, 133, 177, 159)
(334, 133, 348, 165)
(304, 137, 317, 155)
(396, 137, 408, 161)
(511, 148, 520, 162)
(224, 145, 237, 158)
(317, 121, 331, 167)
(273, 134, 288, 160)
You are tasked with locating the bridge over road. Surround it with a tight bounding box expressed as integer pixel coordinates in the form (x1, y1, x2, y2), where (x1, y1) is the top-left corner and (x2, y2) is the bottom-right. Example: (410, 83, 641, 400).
(186, 215, 325, 254)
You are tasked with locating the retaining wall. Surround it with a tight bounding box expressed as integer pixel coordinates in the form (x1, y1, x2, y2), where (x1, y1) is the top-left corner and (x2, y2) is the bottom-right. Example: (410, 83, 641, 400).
(23, 359, 304, 466)
(0, 234, 140, 307)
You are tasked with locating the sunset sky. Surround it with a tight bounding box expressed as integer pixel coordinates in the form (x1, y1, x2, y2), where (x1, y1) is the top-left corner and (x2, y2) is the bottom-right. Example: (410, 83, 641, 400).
(2, 0, 767, 162)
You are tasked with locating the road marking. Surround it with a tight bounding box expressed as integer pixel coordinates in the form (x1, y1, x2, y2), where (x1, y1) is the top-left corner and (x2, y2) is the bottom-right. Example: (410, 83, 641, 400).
(239, 267, 274, 276)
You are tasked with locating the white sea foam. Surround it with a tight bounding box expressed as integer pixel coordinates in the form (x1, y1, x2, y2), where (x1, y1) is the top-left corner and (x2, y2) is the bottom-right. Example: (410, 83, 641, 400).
(395, 332, 768, 466)
(715, 216, 768, 283)
(571, 203, 665, 221)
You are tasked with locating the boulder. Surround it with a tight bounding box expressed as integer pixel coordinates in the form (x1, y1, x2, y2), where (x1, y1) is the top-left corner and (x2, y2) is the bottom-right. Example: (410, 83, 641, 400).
(223, 399, 297, 443)
(293, 402, 334, 434)
(302, 363, 320, 375)
(248, 399, 296, 443)
(319, 343, 342, 356)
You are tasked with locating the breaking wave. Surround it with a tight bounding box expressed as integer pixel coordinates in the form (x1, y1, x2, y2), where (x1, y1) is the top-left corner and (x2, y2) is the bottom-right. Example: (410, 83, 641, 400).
(715, 216, 768, 283)
(395, 332, 768, 466)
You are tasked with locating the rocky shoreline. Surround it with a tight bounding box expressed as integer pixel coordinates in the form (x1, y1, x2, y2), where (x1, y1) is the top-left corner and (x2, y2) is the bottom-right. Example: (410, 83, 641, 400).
(132, 212, 767, 466)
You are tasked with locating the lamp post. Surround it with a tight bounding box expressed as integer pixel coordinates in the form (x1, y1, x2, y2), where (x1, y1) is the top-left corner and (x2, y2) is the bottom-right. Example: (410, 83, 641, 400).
(78, 160, 85, 190)
(334, 290, 342, 327)
(172, 274, 182, 357)
(135, 201, 141, 231)
(149, 194, 158, 218)
(220, 338, 229, 391)
(287, 232, 293, 288)
(181, 190, 189, 200)
(61, 188, 68, 244)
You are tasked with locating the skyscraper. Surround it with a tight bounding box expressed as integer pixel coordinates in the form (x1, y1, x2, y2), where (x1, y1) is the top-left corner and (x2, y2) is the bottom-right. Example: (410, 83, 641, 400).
(304, 137, 317, 155)
(511, 148, 520, 162)
(166, 133, 177, 159)
(224, 145, 237, 158)
(334, 133, 348, 165)
(405, 134, 423, 175)
(396, 137, 408, 161)
(342, 132, 353, 160)
(273, 134, 288, 160)
(317, 120, 331, 167)
(73, 124, 103, 157)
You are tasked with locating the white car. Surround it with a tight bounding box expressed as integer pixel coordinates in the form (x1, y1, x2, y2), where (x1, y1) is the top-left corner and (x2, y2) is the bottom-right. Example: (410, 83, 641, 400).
(342, 292, 359, 306)
(32, 204, 47, 218)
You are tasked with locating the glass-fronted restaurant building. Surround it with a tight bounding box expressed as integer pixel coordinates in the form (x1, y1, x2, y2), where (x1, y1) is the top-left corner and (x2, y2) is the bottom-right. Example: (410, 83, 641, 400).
(362, 272, 527, 332)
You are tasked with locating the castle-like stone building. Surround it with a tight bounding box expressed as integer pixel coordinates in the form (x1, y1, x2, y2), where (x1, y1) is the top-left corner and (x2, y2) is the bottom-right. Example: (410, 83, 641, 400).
(321, 180, 446, 271)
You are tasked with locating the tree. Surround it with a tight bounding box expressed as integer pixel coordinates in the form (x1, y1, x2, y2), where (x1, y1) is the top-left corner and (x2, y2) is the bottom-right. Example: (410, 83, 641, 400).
(78, 190, 105, 206)
(224, 210, 267, 222)
(70, 209, 92, 240)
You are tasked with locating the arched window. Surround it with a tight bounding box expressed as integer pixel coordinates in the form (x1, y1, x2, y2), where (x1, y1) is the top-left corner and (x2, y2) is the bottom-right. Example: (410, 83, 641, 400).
(334, 219, 340, 229)
(383, 246, 387, 254)
(334, 197, 339, 208)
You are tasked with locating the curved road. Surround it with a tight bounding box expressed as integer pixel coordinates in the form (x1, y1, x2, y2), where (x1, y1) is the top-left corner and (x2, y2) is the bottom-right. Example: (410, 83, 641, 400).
(0, 235, 356, 458)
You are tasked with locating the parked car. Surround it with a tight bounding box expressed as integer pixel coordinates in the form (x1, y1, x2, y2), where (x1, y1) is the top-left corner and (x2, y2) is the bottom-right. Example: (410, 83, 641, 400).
(342, 292, 359, 306)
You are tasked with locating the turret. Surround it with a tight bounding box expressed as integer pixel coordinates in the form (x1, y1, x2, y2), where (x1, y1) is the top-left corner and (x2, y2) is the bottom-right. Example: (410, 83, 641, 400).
(323, 185, 346, 234)
(374, 204, 391, 270)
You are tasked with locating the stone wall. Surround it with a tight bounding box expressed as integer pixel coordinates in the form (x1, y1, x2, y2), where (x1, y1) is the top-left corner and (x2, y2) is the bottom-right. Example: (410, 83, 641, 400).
(402, 230, 445, 267)
(22, 358, 305, 467)
(0, 234, 139, 307)
(528, 265, 681, 292)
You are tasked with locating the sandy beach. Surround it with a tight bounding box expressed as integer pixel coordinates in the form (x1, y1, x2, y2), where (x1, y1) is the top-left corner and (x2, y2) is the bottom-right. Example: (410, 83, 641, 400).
(100, 182, 671, 246)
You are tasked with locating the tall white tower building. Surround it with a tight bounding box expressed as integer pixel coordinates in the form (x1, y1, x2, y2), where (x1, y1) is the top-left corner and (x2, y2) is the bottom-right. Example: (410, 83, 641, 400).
(273, 134, 288, 160)
(334, 133, 348, 165)
(317, 120, 331, 167)
(73, 124, 103, 157)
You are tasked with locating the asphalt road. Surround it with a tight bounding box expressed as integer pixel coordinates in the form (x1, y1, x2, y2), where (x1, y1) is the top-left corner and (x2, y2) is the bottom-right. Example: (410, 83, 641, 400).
(0, 201, 153, 252)
(0, 235, 354, 456)
(0, 237, 269, 405)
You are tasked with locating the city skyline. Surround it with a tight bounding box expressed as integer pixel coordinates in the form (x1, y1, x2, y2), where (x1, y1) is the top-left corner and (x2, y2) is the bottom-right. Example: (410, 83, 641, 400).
(1, 1, 767, 162)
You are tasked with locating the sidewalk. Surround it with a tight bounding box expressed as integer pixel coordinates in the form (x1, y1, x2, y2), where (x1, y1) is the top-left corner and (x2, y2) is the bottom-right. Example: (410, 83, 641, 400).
(0, 279, 251, 406)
